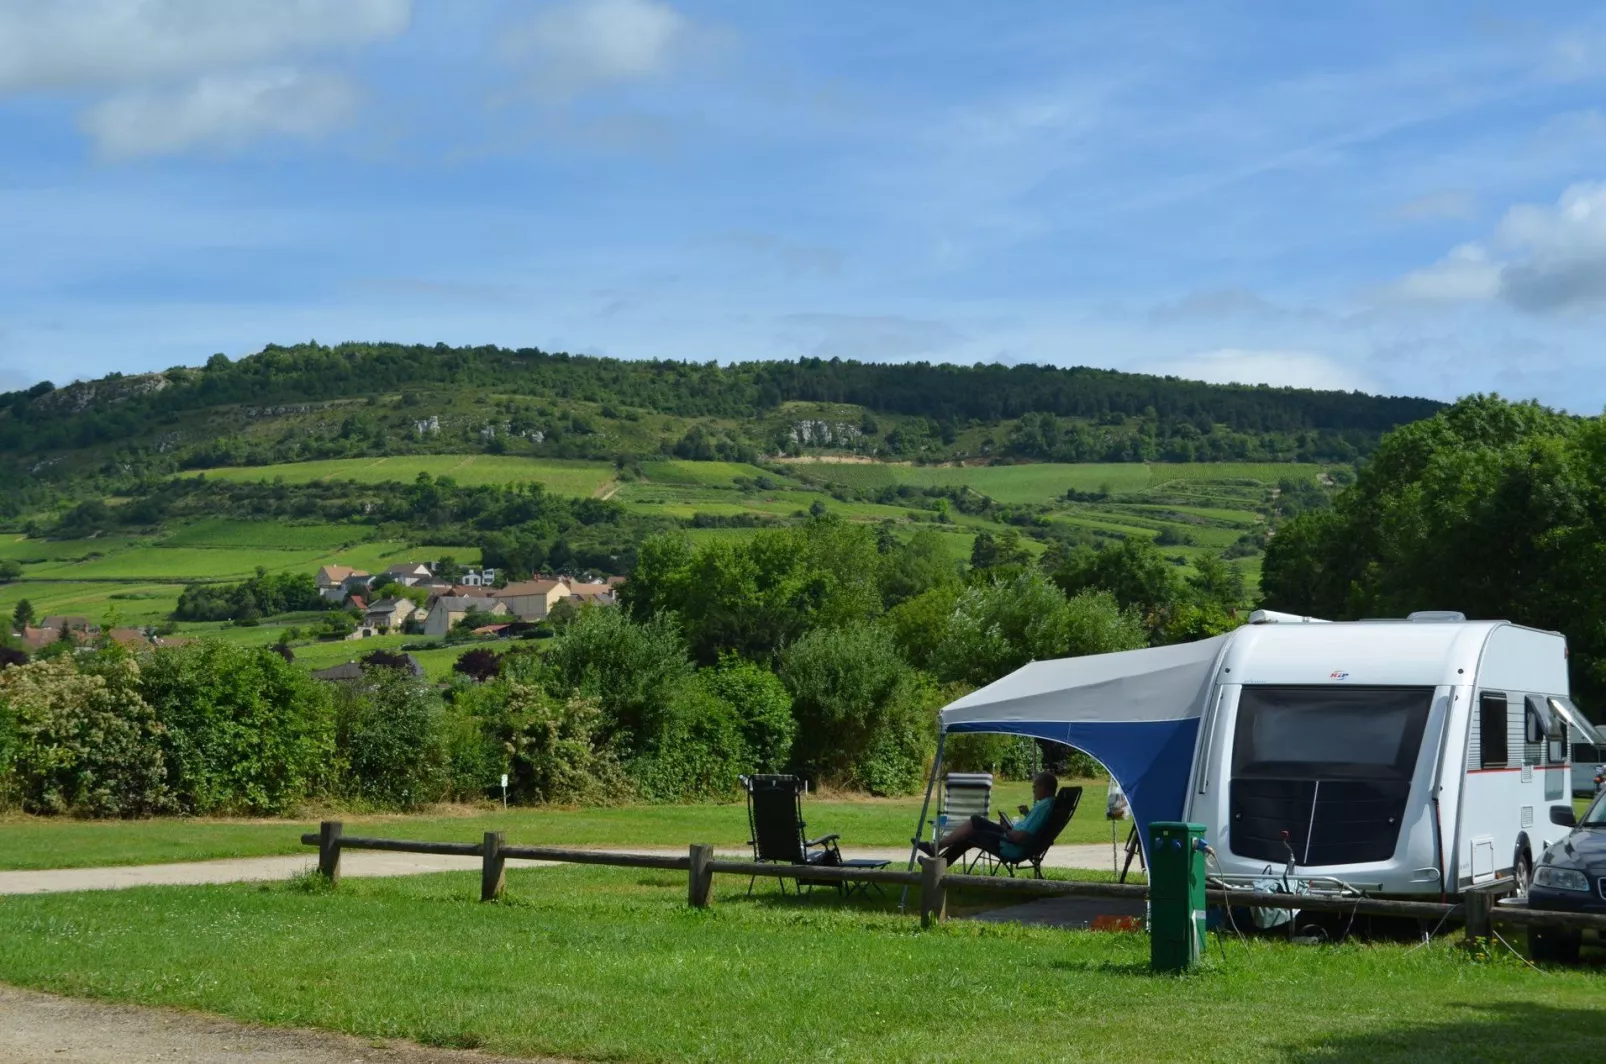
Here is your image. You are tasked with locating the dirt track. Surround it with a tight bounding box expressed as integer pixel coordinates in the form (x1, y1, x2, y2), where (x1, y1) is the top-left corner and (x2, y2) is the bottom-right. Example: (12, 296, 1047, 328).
(0, 984, 560, 1063)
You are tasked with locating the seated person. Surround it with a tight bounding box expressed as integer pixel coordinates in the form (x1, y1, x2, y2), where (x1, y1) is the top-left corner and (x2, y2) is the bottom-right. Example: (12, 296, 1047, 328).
(918, 771, 1058, 866)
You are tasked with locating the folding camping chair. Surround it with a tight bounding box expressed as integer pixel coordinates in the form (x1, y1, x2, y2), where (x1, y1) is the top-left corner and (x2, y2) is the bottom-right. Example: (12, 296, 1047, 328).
(977, 785, 1083, 879)
(741, 774, 890, 897)
(928, 772, 995, 873)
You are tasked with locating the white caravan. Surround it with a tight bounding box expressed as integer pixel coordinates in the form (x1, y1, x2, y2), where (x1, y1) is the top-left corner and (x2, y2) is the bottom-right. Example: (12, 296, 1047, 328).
(1184, 612, 1588, 898)
(1569, 723, 1605, 797)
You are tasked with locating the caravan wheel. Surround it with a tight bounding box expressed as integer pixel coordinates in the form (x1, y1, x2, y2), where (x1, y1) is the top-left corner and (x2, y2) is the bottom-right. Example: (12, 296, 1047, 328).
(1513, 849, 1533, 898)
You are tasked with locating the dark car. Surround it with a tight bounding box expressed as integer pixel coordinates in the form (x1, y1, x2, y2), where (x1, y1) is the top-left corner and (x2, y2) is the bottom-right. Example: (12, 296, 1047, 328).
(1526, 792, 1606, 962)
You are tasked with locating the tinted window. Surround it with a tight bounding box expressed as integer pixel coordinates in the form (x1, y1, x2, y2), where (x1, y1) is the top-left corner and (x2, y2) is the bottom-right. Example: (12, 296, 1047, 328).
(1233, 686, 1434, 783)
(1479, 693, 1508, 769)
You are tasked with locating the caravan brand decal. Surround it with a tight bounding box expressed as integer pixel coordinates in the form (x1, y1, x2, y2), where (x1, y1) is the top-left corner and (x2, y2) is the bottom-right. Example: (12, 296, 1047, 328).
(1329, 670, 1349, 680)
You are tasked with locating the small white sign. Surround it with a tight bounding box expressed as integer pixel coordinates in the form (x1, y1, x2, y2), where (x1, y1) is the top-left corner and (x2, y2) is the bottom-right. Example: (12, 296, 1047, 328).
(500, 774, 509, 789)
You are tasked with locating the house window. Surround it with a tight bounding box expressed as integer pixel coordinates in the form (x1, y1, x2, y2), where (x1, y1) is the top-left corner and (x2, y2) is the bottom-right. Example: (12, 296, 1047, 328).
(1479, 693, 1508, 769)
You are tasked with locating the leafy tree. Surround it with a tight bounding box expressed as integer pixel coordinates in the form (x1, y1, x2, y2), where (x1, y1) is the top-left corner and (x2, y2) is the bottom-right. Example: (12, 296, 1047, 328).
(780, 622, 936, 793)
(970, 529, 1032, 571)
(0, 655, 172, 816)
(454, 648, 502, 682)
(931, 572, 1146, 687)
(1262, 394, 1606, 709)
(0, 559, 20, 583)
(333, 665, 444, 809)
(701, 655, 796, 773)
(543, 606, 693, 751)
(434, 555, 463, 583)
(1047, 537, 1182, 638)
(12, 599, 32, 631)
(878, 528, 961, 607)
(140, 642, 335, 815)
(1187, 554, 1247, 612)
(882, 584, 961, 672)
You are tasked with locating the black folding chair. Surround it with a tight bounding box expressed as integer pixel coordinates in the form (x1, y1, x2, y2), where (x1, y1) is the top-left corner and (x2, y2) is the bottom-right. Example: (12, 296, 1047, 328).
(975, 785, 1083, 879)
(741, 774, 889, 897)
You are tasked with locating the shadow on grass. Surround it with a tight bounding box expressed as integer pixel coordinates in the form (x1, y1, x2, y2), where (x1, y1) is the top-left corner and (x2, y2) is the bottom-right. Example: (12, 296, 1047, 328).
(1281, 1002, 1601, 1063)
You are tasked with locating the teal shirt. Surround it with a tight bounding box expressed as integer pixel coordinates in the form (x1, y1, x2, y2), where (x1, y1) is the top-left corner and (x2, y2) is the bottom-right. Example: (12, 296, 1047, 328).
(999, 795, 1054, 861)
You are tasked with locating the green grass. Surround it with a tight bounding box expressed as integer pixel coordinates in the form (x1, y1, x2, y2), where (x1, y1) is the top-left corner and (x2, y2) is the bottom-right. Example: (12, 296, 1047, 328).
(0, 867, 1598, 1063)
(637, 460, 784, 486)
(157, 520, 373, 550)
(0, 781, 1096, 871)
(0, 581, 183, 626)
(183, 456, 615, 495)
(24, 546, 334, 581)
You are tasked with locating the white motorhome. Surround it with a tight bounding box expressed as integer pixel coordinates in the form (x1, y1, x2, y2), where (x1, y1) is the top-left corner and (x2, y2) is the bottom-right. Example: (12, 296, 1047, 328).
(1184, 611, 1587, 898)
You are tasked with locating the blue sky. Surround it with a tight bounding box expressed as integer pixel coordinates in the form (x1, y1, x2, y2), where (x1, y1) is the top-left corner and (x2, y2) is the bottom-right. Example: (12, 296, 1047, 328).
(4, 1, 1606, 409)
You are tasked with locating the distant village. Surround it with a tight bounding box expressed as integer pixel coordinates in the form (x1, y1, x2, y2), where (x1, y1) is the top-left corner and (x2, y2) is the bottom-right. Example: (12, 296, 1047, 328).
(12, 561, 626, 659)
(315, 561, 625, 641)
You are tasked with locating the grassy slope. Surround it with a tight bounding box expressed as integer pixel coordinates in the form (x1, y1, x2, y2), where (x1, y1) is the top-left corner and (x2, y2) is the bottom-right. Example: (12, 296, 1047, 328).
(0, 782, 1081, 870)
(0, 867, 1598, 1063)
(185, 455, 616, 494)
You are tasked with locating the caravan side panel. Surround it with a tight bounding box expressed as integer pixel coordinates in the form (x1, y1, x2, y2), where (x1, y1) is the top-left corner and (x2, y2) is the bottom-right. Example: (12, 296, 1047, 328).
(1453, 625, 1572, 889)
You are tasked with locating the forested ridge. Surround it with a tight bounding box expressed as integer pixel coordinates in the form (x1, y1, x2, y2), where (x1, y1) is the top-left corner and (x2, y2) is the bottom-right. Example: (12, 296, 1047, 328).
(1, 341, 1441, 457)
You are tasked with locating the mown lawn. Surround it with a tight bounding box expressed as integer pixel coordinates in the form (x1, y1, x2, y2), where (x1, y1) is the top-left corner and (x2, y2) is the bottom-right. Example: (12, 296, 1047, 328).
(181, 456, 616, 495)
(0, 782, 1118, 870)
(0, 866, 1598, 1063)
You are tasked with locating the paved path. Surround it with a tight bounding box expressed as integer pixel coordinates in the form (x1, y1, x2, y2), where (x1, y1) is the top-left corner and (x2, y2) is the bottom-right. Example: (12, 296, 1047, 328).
(0, 983, 559, 1064)
(0, 842, 1120, 896)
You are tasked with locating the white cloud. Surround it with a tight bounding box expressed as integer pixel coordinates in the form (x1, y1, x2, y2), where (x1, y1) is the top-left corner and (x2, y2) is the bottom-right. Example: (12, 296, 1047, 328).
(1145, 349, 1376, 393)
(80, 70, 362, 160)
(0, 0, 409, 92)
(1390, 183, 1606, 312)
(1392, 243, 1502, 302)
(501, 0, 694, 100)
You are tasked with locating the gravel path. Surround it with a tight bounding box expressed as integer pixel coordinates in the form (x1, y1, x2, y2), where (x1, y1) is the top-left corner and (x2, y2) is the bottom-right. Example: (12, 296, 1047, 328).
(0, 843, 1120, 895)
(0, 984, 561, 1064)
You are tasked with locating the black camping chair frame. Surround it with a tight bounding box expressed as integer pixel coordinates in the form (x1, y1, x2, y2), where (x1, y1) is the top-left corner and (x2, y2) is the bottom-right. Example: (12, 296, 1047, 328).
(975, 785, 1083, 879)
(741, 774, 887, 898)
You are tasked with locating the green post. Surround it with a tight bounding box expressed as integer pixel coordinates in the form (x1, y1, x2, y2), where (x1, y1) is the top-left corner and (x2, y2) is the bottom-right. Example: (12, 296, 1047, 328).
(1148, 821, 1206, 973)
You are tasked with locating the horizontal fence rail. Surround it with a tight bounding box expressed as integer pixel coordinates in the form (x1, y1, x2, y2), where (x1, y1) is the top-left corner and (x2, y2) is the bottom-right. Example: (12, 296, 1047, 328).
(299, 822, 1606, 940)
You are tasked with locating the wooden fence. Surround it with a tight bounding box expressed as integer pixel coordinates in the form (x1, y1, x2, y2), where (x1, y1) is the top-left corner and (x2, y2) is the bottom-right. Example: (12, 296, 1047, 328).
(301, 822, 1606, 942)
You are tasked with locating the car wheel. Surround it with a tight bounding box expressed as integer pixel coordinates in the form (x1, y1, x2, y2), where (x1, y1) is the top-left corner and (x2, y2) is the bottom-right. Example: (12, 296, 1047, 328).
(1529, 927, 1581, 964)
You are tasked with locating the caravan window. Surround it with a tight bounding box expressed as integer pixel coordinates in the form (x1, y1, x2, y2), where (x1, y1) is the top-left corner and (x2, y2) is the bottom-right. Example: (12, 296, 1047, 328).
(1232, 686, 1434, 782)
(1479, 693, 1508, 769)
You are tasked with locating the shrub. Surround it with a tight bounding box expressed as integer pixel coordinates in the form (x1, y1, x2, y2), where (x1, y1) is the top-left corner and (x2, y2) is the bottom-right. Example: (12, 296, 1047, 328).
(628, 680, 748, 802)
(333, 666, 445, 810)
(141, 642, 335, 815)
(780, 622, 936, 794)
(542, 606, 693, 751)
(0, 655, 172, 816)
(700, 655, 795, 773)
(454, 648, 502, 682)
(467, 681, 627, 805)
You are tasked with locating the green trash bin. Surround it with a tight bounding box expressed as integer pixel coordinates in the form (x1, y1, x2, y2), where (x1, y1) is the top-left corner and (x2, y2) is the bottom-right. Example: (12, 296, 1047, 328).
(1149, 821, 1206, 973)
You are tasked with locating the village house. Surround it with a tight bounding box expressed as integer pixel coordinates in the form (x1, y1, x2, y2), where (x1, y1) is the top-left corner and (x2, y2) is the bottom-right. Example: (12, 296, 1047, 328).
(364, 597, 420, 633)
(491, 578, 571, 621)
(316, 565, 370, 602)
(564, 581, 618, 607)
(457, 567, 498, 588)
(423, 595, 508, 636)
(382, 562, 434, 586)
(40, 615, 97, 635)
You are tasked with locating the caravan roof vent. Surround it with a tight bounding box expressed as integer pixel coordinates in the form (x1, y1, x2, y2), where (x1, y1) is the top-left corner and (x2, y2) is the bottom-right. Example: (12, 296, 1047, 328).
(1406, 611, 1466, 623)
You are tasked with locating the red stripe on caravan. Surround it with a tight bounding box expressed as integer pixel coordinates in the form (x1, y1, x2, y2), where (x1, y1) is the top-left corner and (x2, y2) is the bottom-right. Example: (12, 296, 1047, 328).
(1465, 767, 1528, 774)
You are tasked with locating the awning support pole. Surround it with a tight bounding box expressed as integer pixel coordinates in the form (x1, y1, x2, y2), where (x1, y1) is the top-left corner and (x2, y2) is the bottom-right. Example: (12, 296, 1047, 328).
(899, 730, 945, 912)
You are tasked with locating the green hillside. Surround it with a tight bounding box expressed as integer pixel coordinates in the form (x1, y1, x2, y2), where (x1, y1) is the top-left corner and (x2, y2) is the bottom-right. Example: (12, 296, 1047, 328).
(0, 343, 1416, 656)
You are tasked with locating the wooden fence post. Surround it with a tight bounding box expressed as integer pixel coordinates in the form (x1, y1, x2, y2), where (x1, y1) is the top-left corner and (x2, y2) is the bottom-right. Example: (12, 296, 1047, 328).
(1463, 887, 1492, 946)
(921, 856, 947, 928)
(688, 844, 715, 908)
(481, 831, 506, 902)
(318, 820, 343, 886)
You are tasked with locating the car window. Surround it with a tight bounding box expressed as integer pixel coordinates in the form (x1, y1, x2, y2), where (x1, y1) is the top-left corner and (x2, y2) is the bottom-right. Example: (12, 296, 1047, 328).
(1583, 794, 1606, 828)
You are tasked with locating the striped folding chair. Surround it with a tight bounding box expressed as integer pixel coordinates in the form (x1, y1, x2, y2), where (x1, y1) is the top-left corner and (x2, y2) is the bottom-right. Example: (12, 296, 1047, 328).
(933, 772, 994, 873)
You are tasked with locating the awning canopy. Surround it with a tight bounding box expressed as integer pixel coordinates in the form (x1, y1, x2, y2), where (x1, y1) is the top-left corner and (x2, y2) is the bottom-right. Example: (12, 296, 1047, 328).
(938, 635, 1229, 855)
